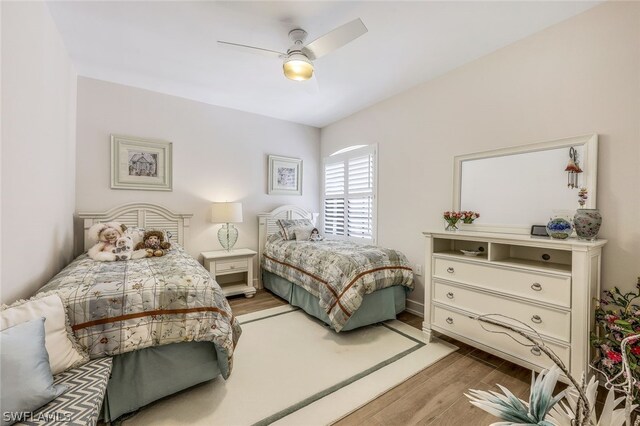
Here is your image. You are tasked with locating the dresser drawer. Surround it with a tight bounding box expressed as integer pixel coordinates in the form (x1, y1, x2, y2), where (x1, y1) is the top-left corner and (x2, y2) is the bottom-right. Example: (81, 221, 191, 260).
(433, 281, 570, 342)
(432, 305, 570, 369)
(433, 258, 571, 308)
(215, 259, 249, 273)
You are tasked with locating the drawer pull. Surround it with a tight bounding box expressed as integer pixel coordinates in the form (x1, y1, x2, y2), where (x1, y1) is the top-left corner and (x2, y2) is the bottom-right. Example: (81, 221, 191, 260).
(531, 315, 542, 324)
(446, 317, 454, 324)
(446, 292, 454, 299)
(446, 267, 455, 273)
(531, 282, 542, 291)
(531, 346, 542, 356)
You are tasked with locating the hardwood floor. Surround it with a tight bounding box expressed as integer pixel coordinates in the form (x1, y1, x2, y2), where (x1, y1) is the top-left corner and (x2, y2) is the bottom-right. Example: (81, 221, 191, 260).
(227, 290, 536, 425)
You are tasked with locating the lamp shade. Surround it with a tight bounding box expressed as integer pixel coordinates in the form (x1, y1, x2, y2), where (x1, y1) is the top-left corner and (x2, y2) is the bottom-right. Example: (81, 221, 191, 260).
(211, 202, 243, 223)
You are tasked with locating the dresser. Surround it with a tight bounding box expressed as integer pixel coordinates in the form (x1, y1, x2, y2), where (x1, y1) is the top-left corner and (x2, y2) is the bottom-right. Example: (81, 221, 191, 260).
(423, 230, 606, 379)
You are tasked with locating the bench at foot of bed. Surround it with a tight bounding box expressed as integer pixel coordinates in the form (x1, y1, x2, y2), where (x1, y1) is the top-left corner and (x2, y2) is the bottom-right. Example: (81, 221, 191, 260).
(18, 357, 112, 426)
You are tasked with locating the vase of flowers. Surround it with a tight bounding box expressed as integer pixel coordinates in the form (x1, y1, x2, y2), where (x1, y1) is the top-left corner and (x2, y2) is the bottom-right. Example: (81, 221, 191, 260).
(461, 211, 480, 224)
(574, 188, 602, 241)
(443, 211, 462, 231)
(590, 278, 640, 406)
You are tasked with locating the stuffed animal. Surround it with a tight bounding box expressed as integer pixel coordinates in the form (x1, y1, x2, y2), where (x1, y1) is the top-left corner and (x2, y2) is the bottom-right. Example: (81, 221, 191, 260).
(112, 235, 134, 261)
(87, 222, 127, 262)
(134, 230, 171, 257)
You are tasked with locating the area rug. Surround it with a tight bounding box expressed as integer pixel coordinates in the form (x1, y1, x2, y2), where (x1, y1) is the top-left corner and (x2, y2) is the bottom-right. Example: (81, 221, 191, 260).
(124, 305, 457, 426)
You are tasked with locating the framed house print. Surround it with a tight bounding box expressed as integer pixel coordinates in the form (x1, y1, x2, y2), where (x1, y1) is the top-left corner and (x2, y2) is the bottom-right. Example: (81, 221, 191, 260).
(268, 155, 302, 195)
(111, 135, 172, 191)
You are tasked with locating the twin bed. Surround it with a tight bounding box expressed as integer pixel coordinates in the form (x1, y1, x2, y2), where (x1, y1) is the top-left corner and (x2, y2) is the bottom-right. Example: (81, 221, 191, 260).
(258, 205, 414, 331)
(38, 204, 241, 422)
(37, 203, 414, 422)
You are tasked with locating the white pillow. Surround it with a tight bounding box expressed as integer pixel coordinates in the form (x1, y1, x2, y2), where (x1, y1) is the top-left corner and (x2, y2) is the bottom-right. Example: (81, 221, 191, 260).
(1, 293, 89, 375)
(294, 227, 314, 241)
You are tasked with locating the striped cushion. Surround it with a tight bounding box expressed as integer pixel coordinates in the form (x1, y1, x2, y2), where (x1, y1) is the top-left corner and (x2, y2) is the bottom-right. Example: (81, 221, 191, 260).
(277, 219, 313, 240)
(18, 357, 112, 426)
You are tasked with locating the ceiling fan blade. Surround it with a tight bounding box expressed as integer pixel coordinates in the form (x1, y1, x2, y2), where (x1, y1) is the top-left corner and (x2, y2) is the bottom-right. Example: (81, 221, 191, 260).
(303, 18, 368, 60)
(217, 41, 285, 59)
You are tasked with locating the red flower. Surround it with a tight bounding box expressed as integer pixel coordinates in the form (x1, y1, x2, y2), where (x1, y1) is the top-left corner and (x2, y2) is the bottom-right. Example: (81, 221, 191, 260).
(631, 346, 640, 356)
(606, 314, 620, 323)
(607, 350, 623, 363)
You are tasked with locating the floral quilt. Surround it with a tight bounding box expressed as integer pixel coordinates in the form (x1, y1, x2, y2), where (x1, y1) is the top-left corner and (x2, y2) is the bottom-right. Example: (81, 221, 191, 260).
(262, 234, 414, 331)
(38, 245, 241, 379)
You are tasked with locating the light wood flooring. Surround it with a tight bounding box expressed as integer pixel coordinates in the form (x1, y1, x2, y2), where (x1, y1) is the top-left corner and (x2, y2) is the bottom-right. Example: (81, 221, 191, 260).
(228, 290, 537, 425)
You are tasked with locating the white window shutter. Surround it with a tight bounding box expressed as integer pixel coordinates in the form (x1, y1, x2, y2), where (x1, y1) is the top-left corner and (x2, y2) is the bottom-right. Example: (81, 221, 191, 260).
(323, 146, 376, 243)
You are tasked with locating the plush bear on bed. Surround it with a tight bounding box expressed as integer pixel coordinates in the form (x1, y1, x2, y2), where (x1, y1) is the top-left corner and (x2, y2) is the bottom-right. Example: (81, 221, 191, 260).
(134, 230, 171, 257)
(87, 222, 147, 261)
(113, 235, 134, 261)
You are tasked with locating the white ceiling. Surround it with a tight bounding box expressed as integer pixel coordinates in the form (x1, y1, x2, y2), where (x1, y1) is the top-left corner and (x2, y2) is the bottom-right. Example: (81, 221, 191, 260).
(47, 1, 599, 128)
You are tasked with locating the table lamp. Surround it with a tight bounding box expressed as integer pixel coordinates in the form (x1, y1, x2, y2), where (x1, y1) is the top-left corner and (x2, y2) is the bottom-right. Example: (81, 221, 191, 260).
(211, 202, 243, 251)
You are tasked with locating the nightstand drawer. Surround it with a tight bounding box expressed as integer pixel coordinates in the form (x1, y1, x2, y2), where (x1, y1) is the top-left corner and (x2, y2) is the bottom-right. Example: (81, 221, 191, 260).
(216, 259, 249, 273)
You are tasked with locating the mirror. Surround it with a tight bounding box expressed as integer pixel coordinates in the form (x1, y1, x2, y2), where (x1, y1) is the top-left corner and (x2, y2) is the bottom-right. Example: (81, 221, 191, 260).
(453, 134, 598, 233)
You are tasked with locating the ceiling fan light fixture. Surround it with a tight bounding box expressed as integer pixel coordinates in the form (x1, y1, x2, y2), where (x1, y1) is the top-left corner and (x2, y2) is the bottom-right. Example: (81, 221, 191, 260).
(283, 53, 314, 81)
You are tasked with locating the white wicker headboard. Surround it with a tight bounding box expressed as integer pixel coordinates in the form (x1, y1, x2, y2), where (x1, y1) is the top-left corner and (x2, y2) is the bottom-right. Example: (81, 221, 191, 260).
(257, 205, 317, 288)
(77, 203, 193, 251)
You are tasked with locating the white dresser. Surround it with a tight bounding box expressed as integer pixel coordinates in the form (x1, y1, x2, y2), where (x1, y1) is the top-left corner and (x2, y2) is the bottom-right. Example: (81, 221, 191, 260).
(423, 230, 606, 379)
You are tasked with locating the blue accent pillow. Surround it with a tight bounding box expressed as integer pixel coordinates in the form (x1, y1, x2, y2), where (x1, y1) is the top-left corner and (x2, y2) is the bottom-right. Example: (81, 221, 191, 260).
(0, 318, 68, 426)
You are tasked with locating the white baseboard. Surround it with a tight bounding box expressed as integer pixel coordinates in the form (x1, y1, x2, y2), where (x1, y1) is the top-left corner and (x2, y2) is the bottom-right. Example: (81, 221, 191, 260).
(405, 298, 424, 317)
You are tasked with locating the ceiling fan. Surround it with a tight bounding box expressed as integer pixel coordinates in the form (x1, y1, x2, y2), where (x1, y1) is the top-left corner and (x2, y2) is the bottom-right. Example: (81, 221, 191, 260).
(218, 18, 368, 82)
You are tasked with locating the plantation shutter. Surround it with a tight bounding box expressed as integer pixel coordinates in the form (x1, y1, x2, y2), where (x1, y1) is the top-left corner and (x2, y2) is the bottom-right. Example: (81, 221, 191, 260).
(323, 145, 376, 243)
(324, 161, 345, 236)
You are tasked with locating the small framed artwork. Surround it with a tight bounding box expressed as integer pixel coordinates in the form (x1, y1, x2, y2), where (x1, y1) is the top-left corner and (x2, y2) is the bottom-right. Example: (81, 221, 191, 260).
(111, 135, 172, 191)
(268, 155, 302, 195)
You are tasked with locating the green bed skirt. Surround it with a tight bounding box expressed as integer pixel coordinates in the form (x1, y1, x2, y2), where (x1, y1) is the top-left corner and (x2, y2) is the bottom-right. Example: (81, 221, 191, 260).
(101, 341, 220, 422)
(262, 270, 407, 331)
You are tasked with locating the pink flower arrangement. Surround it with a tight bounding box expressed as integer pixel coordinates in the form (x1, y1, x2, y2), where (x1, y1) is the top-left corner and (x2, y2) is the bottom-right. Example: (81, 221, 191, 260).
(461, 211, 480, 224)
(443, 211, 462, 231)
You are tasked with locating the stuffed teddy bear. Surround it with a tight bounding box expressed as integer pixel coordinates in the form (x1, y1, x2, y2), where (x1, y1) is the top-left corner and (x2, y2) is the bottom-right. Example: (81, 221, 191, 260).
(112, 235, 134, 261)
(134, 230, 171, 257)
(87, 222, 127, 262)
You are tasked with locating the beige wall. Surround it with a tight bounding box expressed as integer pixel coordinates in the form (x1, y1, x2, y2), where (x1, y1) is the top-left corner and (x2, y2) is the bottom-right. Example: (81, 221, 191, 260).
(321, 1, 640, 313)
(1, 2, 78, 304)
(75, 77, 321, 274)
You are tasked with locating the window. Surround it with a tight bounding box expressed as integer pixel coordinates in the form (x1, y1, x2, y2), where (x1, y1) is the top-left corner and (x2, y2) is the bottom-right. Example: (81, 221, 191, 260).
(323, 145, 376, 243)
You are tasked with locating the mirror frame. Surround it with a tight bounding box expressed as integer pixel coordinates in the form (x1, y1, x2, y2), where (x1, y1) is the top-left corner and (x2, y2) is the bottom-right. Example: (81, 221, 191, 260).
(453, 134, 598, 234)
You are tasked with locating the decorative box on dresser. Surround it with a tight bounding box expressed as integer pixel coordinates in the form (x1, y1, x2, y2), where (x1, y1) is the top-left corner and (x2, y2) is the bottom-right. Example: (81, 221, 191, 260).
(423, 230, 606, 379)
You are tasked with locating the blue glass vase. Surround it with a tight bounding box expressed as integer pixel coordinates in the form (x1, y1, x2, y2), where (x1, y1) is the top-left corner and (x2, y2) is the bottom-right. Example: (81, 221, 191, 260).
(546, 217, 573, 239)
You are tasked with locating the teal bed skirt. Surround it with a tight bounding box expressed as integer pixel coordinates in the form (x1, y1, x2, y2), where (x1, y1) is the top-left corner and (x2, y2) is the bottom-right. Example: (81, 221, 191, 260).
(262, 270, 407, 331)
(101, 341, 220, 422)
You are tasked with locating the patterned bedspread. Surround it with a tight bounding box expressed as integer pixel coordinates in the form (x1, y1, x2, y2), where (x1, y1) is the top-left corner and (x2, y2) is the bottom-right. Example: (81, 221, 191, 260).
(262, 234, 414, 331)
(38, 245, 241, 379)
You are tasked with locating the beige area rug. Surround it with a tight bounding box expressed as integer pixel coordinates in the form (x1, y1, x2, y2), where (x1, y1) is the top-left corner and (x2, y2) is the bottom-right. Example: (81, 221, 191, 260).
(124, 305, 457, 426)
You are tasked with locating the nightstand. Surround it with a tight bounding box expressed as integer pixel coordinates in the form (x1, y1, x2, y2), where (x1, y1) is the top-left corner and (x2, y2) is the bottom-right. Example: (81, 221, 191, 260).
(201, 249, 257, 298)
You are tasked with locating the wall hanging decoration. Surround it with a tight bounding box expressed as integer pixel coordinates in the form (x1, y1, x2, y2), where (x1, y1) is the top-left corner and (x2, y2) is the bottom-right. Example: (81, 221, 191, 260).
(268, 155, 302, 195)
(564, 146, 583, 189)
(574, 188, 602, 240)
(111, 135, 172, 191)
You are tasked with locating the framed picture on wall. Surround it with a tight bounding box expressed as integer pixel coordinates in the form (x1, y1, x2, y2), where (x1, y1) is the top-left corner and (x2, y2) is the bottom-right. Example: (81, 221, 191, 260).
(268, 155, 302, 195)
(111, 135, 172, 191)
